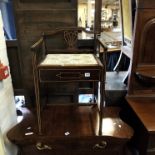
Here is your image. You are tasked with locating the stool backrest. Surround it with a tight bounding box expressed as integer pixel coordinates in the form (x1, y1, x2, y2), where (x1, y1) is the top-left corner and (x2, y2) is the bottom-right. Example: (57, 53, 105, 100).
(42, 27, 95, 54)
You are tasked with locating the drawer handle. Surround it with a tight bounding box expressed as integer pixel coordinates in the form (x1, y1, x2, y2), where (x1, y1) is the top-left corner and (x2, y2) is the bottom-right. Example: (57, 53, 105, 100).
(36, 142, 52, 150)
(93, 141, 107, 149)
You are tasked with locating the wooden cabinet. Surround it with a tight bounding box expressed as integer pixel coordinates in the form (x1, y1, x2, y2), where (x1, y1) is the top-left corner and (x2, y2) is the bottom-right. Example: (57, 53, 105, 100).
(7, 106, 133, 155)
(126, 0, 155, 155)
(126, 97, 155, 155)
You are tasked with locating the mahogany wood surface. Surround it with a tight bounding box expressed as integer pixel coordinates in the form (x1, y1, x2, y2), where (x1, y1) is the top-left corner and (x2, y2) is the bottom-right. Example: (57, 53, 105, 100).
(126, 97, 155, 132)
(126, 97, 155, 155)
(31, 27, 105, 135)
(7, 106, 133, 144)
(7, 106, 133, 155)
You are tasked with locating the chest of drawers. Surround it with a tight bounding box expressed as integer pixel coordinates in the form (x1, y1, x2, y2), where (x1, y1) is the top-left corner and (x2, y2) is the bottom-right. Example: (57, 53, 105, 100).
(7, 106, 133, 155)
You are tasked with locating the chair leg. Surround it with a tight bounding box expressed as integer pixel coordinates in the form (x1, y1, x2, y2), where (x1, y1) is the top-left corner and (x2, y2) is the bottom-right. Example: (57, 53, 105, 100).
(32, 53, 42, 135)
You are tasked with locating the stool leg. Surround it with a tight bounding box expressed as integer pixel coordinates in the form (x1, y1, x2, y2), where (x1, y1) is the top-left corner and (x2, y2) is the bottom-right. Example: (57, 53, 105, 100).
(32, 53, 42, 135)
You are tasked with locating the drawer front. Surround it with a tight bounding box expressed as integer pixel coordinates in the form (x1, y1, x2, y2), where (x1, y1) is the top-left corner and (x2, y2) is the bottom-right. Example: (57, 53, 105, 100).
(22, 144, 121, 155)
(39, 69, 101, 82)
(22, 146, 119, 155)
(21, 137, 126, 155)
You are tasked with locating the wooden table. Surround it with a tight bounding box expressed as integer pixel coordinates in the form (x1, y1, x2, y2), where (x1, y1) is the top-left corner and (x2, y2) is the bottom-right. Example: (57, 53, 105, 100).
(126, 97, 155, 155)
(98, 38, 121, 53)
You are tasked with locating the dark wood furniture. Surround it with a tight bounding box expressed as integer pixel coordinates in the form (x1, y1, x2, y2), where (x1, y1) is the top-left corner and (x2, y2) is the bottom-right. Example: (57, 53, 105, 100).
(7, 27, 133, 155)
(126, 97, 155, 155)
(7, 106, 133, 155)
(31, 27, 104, 134)
(98, 37, 121, 53)
(125, 0, 155, 155)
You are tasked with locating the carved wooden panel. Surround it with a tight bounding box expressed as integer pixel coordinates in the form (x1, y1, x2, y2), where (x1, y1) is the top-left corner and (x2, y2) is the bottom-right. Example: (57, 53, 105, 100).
(128, 4, 155, 96)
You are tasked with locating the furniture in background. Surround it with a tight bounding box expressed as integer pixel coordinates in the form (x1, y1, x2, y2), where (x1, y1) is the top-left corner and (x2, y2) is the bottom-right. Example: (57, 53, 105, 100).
(7, 106, 133, 155)
(97, 35, 128, 107)
(125, 1, 155, 155)
(31, 27, 105, 134)
(99, 31, 122, 71)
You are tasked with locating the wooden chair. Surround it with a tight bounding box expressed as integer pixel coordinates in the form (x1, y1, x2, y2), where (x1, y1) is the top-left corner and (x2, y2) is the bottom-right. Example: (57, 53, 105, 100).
(31, 27, 105, 134)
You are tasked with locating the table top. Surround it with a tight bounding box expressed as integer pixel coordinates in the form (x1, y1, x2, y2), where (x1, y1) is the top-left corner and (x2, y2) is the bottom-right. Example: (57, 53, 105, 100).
(40, 54, 99, 66)
(126, 97, 155, 133)
(98, 38, 121, 53)
(7, 105, 133, 145)
(101, 31, 122, 43)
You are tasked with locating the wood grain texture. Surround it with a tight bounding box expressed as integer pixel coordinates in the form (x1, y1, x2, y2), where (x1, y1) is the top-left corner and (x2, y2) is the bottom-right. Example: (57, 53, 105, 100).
(7, 106, 133, 155)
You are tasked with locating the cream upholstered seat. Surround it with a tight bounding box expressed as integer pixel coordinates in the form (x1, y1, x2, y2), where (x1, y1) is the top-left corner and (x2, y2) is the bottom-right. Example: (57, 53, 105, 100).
(40, 54, 98, 66)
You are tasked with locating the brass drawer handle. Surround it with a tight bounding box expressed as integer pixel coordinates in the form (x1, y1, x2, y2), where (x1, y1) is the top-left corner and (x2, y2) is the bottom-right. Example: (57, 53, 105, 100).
(93, 141, 107, 149)
(36, 142, 52, 150)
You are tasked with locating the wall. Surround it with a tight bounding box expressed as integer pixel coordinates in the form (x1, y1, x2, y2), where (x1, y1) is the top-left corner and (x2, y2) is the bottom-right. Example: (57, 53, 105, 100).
(122, 0, 132, 41)
(78, 2, 95, 28)
(78, 3, 87, 27)
(0, 11, 17, 155)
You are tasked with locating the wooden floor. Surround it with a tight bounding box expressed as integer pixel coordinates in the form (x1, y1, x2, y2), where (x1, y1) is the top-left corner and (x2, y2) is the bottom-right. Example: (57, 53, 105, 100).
(105, 71, 128, 106)
(105, 71, 127, 91)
